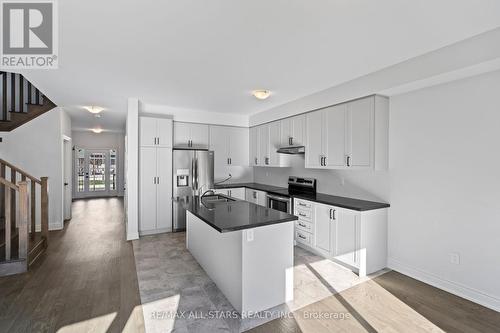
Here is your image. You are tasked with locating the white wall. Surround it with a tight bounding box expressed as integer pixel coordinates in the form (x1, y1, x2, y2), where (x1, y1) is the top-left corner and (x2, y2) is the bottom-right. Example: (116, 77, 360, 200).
(388, 70, 500, 311)
(0, 107, 70, 230)
(249, 27, 500, 126)
(71, 130, 126, 197)
(141, 103, 248, 127)
(254, 156, 389, 202)
(125, 98, 139, 240)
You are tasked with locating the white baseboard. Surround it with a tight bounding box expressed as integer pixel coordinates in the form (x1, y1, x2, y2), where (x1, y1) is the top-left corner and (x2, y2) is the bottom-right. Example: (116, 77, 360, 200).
(138, 228, 171, 237)
(388, 257, 500, 312)
(127, 231, 139, 241)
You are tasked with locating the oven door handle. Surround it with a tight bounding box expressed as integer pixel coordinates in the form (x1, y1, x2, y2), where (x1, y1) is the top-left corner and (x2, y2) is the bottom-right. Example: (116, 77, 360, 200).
(266, 194, 291, 202)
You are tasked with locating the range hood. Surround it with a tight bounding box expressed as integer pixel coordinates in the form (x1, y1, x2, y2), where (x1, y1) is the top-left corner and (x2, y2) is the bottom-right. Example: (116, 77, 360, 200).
(276, 146, 305, 154)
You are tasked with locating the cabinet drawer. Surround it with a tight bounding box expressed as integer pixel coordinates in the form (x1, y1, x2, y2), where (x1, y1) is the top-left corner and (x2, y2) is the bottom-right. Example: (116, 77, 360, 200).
(295, 230, 312, 246)
(296, 220, 313, 233)
(295, 199, 313, 210)
(296, 209, 312, 221)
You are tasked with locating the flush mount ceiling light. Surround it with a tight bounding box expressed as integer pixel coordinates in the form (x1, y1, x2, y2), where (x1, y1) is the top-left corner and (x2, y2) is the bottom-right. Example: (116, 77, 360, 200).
(91, 128, 103, 134)
(252, 90, 271, 100)
(85, 106, 103, 114)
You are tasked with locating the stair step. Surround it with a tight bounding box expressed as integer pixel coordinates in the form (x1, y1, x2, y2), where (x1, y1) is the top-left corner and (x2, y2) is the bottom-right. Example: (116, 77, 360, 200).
(0, 259, 27, 276)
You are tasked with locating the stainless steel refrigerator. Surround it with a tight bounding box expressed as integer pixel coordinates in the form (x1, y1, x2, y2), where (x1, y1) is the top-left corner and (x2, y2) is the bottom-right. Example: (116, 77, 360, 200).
(172, 149, 214, 231)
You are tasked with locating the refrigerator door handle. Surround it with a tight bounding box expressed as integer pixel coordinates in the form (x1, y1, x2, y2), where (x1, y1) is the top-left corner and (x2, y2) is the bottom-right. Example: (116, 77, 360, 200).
(191, 156, 196, 190)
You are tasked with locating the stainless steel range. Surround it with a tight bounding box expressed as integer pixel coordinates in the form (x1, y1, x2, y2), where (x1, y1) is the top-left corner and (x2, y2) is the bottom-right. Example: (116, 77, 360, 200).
(266, 176, 317, 213)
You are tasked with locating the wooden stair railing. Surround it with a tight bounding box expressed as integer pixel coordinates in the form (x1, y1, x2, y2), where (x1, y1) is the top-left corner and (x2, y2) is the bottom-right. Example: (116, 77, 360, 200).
(1, 71, 54, 132)
(0, 159, 49, 276)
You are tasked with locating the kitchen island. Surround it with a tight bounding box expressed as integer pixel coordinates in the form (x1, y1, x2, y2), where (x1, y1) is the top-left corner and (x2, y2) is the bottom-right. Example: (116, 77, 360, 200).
(176, 195, 297, 317)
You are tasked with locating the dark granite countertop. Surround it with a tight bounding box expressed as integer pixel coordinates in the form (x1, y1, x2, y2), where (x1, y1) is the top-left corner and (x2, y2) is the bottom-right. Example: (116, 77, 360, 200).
(175, 195, 298, 233)
(214, 182, 390, 211)
(214, 182, 288, 196)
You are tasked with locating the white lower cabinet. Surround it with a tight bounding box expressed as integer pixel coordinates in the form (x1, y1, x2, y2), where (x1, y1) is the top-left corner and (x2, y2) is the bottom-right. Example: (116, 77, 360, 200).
(314, 203, 334, 256)
(139, 147, 173, 235)
(214, 187, 246, 200)
(244, 188, 267, 206)
(294, 198, 387, 277)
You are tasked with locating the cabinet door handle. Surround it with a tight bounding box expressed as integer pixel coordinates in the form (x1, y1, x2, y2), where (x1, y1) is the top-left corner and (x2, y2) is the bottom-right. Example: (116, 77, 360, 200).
(290, 137, 293, 145)
(253, 191, 257, 199)
(254, 157, 258, 165)
(299, 212, 306, 217)
(298, 234, 306, 240)
(324, 156, 327, 167)
(329, 209, 332, 219)
(299, 222, 306, 227)
(227, 158, 229, 165)
(157, 177, 160, 184)
(229, 158, 232, 165)
(347, 155, 351, 167)
(153, 177, 156, 184)
(298, 202, 307, 207)
(157, 137, 160, 145)
(332, 209, 336, 220)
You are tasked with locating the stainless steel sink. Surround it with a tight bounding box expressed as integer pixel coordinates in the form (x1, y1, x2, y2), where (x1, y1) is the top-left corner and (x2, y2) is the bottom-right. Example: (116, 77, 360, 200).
(201, 194, 235, 203)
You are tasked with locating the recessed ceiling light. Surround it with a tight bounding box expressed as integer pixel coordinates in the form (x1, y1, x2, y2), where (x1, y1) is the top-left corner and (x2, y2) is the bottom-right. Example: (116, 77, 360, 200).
(252, 90, 271, 100)
(85, 106, 103, 114)
(91, 128, 103, 134)
(94, 114, 101, 118)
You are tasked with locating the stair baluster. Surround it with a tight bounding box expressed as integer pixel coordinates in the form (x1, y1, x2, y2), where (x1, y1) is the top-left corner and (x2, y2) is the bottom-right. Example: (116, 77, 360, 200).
(0, 159, 49, 276)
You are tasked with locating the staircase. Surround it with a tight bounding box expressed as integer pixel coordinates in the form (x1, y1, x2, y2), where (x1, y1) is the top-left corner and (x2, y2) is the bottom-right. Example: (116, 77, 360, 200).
(0, 71, 56, 132)
(0, 159, 49, 276)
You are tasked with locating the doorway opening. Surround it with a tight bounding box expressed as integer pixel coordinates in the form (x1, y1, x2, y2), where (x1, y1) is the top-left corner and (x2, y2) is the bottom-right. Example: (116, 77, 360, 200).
(74, 148, 118, 199)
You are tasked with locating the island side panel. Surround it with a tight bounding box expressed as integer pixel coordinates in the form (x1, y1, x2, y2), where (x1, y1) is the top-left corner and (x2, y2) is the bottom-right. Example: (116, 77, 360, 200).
(186, 211, 243, 312)
(241, 222, 294, 316)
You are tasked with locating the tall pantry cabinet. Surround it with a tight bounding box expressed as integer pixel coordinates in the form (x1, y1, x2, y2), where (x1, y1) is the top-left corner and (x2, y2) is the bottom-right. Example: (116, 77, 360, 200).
(139, 116, 173, 235)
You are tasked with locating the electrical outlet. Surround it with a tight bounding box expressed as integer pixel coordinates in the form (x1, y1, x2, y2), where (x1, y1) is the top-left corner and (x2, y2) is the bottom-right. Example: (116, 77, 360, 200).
(246, 229, 254, 242)
(449, 252, 460, 265)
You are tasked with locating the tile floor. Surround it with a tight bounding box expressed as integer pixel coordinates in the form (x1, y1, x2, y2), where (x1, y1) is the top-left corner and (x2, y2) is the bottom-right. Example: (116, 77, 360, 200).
(133, 232, 388, 333)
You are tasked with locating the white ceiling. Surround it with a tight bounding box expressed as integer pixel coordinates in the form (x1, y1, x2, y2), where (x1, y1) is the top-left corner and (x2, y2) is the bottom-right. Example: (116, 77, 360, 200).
(18, 0, 500, 131)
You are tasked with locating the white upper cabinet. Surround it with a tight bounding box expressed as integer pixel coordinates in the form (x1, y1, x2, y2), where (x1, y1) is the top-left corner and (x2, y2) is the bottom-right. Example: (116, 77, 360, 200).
(190, 123, 210, 148)
(251, 121, 289, 167)
(259, 123, 269, 166)
(173, 122, 190, 147)
(140, 117, 157, 147)
(210, 125, 249, 168)
(173, 122, 209, 149)
(209, 125, 230, 170)
(305, 110, 324, 168)
(346, 97, 373, 169)
(305, 95, 388, 170)
(249, 126, 260, 166)
(228, 127, 249, 166)
(281, 114, 305, 147)
(325, 104, 347, 168)
(140, 117, 173, 147)
(268, 121, 281, 166)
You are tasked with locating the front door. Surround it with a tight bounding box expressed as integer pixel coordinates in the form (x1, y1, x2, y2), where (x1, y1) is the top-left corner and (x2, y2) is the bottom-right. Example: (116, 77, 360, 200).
(74, 148, 118, 198)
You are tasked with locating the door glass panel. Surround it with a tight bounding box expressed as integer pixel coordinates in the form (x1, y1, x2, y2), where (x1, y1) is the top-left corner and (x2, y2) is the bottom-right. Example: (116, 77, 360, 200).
(76, 148, 85, 192)
(89, 152, 106, 192)
(110, 149, 117, 191)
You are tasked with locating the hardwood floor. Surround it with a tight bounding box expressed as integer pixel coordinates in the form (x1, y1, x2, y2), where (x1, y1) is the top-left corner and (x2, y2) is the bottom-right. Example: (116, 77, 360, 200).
(0, 198, 145, 333)
(249, 270, 500, 333)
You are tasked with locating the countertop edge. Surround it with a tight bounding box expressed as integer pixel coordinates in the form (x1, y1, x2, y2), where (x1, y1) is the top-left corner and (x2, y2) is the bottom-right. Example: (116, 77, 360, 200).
(214, 183, 390, 211)
(187, 210, 298, 233)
